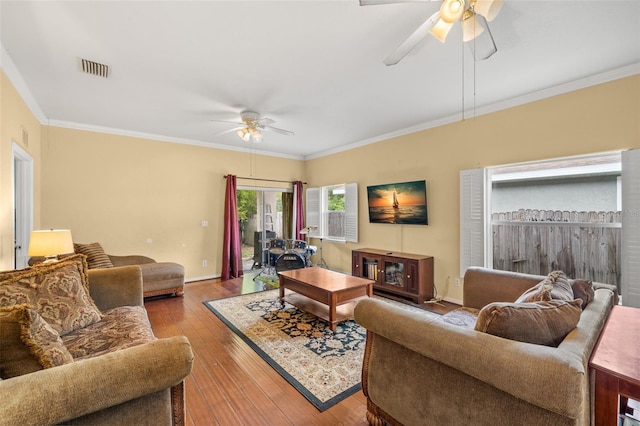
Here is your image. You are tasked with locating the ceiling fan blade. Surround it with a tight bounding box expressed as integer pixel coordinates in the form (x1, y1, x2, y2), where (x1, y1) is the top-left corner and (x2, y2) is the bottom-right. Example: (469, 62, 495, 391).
(263, 126, 294, 137)
(466, 14, 497, 60)
(210, 119, 243, 125)
(257, 117, 275, 126)
(383, 11, 440, 66)
(360, 0, 431, 5)
(212, 126, 243, 138)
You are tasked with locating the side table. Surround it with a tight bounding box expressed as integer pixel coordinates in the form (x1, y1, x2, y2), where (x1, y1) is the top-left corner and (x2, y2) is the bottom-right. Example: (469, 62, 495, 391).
(589, 305, 640, 426)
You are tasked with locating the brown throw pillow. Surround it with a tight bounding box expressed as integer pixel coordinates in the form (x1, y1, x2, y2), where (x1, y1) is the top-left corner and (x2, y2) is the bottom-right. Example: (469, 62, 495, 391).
(515, 279, 552, 303)
(73, 242, 114, 269)
(474, 299, 583, 347)
(20, 306, 74, 368)
(0, 305, 43, 378)
(571, 279, 595, 309)
(0, 257, 102, 336)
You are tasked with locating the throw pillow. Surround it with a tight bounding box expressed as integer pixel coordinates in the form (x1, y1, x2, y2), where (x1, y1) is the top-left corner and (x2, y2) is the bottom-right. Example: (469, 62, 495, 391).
(0, 257, 102, 336)
(548, 271, 574, 301)
(0, 305, 43, 378)
(73, 242, 114, 269)
(20, 305, 74, 368)
(0, 254, 91, 292)
(474, 299, 583, 347)
(514, 270, 574, 303)
(515, 279, 553, 303)
(571, 279, 595, 309)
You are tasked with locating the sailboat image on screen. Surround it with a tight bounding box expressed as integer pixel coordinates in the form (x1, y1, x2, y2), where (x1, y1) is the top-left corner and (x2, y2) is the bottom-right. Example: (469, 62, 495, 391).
(367, 180, 428, 225)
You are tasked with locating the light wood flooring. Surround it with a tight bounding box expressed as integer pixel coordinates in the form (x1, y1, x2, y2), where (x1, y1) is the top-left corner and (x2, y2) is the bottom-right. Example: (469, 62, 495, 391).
(145, 274, 457, 426)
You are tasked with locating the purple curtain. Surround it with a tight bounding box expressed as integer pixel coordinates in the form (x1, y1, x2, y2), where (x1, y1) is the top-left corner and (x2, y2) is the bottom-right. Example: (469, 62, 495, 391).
(222, 175, 243, 280)
(293, 181, 305, 240)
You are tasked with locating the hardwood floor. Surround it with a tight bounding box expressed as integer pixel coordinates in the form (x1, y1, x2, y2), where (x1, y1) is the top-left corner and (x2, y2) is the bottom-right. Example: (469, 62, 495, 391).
(145, 274, 458, 425)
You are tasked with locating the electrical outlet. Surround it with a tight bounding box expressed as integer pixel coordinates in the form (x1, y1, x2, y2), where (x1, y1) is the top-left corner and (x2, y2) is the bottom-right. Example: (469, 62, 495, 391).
(202, 260, 208, 267)
(201, 220, 208, 227)
(455, 278, 461, 287)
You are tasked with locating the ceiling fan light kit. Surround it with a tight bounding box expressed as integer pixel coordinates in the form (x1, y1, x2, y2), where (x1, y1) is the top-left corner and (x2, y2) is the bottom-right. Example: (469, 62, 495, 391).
(440, 0, 465, 23)
(429, 17, 454, 42)
(473, 0, 504, 22)
(211, 110, 293, 143)
(461, 11, 485, 42)
(364, 0, 504, 64)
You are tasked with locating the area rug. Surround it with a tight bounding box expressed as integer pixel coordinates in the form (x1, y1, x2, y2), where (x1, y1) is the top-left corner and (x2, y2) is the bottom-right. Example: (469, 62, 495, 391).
(204, 289, 439, 411)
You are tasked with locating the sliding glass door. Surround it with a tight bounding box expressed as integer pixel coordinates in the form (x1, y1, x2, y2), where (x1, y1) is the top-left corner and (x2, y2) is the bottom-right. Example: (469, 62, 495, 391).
(237, 187, 288, 272)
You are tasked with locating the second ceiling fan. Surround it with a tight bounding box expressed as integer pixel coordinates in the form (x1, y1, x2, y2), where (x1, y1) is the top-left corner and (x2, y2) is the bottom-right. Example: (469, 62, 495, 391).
(211, 111, 294, 143)
(361, 0, 504, 65)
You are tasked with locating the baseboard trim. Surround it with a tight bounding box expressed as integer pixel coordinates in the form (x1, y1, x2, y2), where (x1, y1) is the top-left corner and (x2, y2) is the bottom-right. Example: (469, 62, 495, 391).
(186, 274, 220, 283)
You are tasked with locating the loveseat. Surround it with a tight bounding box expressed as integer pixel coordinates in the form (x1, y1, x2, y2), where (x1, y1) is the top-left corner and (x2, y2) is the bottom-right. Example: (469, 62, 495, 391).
(354, 267, 617, 426)
(0, 255, 194, 425)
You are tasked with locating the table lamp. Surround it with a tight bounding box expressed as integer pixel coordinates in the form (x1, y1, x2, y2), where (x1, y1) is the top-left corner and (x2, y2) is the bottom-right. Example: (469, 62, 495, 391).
(27, 229, 74, 263)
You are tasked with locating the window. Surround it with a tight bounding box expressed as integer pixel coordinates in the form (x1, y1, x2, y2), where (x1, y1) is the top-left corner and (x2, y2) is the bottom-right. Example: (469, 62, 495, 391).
(460, 150, 640, 308)
(306, 183, 358, 242)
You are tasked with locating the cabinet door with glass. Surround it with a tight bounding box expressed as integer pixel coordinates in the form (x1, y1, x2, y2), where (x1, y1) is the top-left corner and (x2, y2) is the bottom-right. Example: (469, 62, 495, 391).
(382, 258, 407, 291)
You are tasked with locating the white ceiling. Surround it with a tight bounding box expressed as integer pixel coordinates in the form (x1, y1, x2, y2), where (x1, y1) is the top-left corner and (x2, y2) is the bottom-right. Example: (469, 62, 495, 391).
(1, 1, 639, 160)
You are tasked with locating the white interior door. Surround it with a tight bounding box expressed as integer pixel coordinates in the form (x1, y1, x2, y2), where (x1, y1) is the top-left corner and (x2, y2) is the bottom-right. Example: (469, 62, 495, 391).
(12, 142, 33, 269)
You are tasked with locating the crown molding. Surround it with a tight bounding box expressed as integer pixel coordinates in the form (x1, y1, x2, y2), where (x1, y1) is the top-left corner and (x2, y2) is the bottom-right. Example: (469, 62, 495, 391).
(2, 39, 637, 162)
(47, 119, 305, 160)
(0, 43, 47, 123)
(305, 62, 640, 160)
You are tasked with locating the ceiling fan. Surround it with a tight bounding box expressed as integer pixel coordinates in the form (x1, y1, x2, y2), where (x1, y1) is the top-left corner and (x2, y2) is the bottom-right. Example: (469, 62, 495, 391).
(211, 111, 294, 143)
(360, 0, 504, 65)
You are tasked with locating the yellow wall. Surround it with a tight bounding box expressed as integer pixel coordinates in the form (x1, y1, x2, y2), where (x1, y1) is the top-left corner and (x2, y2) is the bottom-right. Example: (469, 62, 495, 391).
(306, 75, 640, 301)
(0, 71, 42, 270)
(1, 69, 638, 300)
(41, 126, 305, 280)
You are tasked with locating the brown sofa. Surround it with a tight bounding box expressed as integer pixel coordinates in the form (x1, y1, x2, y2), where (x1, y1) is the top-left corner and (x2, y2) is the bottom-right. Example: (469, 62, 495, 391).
(0, 256, 193, 425)
(354, 267, 617, 426)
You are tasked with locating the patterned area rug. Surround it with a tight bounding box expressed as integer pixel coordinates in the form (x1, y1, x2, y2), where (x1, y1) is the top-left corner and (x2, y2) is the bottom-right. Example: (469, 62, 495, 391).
(204, 289, 439, 411)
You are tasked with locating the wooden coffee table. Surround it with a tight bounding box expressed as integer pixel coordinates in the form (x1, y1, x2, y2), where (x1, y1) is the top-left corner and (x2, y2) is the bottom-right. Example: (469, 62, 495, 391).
(278, 267, 373, 330)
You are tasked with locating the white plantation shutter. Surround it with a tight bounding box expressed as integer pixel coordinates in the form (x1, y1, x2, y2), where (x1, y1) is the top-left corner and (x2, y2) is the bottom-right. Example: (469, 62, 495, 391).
(621, 149, 640, 308)
(460, 168, 490, 277)
(344, 183, 358, 242)
(306, 187, 320, 238)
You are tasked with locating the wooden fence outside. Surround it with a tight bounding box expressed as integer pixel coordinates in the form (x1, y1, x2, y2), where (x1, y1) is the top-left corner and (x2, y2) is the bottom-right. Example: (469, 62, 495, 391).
(492, 209, 621, 288)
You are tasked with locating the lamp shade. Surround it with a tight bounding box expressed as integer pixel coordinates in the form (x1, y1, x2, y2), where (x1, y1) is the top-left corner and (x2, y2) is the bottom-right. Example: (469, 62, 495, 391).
(439, 0, 465, 23)
(473, 0, 503, 22)
(28, 229, 74, 257)
(237, 128, 251, 141)
(429, 19, 454, 43)
(249, 127, 262, 142)
(462, 14, 485, 42)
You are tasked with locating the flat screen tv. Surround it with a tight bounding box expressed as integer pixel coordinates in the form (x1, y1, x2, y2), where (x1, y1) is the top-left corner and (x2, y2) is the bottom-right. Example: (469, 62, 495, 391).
(367, 180, 428, 225)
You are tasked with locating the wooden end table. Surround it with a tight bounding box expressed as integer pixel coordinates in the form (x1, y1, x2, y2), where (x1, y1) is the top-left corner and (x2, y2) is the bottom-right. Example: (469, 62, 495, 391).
(278, 267, 373, 330)
(589, 305, 640, 426)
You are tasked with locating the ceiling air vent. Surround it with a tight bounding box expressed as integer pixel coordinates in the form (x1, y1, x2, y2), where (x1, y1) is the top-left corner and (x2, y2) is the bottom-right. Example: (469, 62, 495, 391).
(81, 58, 109, 78)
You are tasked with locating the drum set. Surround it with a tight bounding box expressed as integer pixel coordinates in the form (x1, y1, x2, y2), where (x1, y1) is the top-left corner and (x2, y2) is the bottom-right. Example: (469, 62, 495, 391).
(253, 228, 318, 280)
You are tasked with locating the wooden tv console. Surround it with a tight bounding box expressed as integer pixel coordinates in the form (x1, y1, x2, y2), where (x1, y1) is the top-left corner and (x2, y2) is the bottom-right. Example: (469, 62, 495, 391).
(351, 248, 434, 303)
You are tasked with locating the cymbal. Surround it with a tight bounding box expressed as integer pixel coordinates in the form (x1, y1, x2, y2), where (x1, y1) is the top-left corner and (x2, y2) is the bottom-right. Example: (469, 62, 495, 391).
(299, 225, 318, 234)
